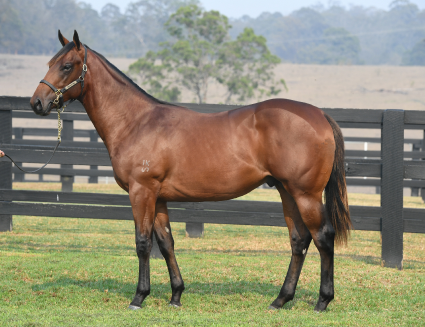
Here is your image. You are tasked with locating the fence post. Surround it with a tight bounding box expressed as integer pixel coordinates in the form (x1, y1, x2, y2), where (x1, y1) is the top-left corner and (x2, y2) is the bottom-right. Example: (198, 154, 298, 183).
(89, 130, 98, 184)
(0, 110, 13, 232)
(381, 109, 404, 269)
(185, 203, 204, 238)
(61, 119, 74, 192)
(421, 130, 425, 202)
(150, 233, 163, 259)
(186, 222, 204, 238)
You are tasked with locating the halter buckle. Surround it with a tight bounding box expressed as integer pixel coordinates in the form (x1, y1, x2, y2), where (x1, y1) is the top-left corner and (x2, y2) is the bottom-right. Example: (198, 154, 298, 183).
(53, 90, 62, 105)
(82, 64, 87, 72)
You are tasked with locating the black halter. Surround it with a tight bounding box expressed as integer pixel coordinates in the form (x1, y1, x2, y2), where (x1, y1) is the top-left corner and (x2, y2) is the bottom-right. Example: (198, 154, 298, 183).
(40, 44, 88, 109)
(0, 44, 90, 174)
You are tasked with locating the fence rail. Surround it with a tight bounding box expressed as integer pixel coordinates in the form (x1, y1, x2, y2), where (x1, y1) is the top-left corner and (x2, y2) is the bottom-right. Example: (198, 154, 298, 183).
(1, 96, 425, 269)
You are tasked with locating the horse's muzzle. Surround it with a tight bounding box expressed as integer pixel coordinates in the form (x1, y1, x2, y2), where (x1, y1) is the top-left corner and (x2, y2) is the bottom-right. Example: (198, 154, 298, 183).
(31, 98, 53, 116)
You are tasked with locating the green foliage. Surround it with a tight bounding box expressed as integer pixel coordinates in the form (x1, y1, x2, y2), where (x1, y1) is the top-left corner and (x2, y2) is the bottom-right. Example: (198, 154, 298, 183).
(218, 28, 284, 103)
(403, 39, 425, 65)
(128, 50, 181, 102)
(0, 0, 198, 57)
(129, 5, 283, 104)
(122, 0, 200, 56)
(298, 27, 361, 65)
(0, 0, 23, 51)
(230, 1, 425, 65)
(1, 0, 424, 66)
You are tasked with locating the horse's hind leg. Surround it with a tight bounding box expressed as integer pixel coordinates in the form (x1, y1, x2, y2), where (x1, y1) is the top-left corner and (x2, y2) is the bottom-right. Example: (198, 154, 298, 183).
(153, 201, 185, 307)
(269, 183, 312, 309)
(294, 193, 335, 312)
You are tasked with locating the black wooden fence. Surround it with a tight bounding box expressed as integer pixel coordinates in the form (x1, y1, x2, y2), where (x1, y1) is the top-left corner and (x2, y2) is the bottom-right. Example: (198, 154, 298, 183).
(1, 96, 425, 269)
(8, 104, 425, 197)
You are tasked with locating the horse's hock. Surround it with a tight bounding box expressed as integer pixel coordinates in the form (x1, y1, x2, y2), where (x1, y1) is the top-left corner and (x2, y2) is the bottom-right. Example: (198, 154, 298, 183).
(1, 97, 425, 270)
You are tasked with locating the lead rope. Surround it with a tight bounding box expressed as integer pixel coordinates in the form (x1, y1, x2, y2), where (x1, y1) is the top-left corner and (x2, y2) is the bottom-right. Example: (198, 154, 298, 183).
(57, 106, 65, 142)
(0, 108, 64, 173)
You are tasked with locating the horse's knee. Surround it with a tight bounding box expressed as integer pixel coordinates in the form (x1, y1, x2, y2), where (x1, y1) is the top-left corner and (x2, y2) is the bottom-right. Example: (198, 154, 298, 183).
(135, 234, 152, 257)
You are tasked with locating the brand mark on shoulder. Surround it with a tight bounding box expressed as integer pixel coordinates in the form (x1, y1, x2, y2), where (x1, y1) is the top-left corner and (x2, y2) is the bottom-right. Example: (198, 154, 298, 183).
(142, 160, 150, 173)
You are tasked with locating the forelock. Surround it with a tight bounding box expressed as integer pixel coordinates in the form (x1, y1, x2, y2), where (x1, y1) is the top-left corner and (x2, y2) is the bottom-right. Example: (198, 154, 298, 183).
(48, 41, 76, 67)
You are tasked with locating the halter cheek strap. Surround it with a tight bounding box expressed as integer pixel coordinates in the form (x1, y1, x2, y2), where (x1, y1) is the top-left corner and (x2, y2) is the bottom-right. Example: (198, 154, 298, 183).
(40, 44, 88, 109)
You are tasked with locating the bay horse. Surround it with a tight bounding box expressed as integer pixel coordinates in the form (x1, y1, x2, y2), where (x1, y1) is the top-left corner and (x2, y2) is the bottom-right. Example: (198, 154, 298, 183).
(30, 31, 351, 312)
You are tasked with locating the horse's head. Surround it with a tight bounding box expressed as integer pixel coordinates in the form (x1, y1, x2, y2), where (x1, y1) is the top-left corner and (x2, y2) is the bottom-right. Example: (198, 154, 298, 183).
(30, 30, 87, 116)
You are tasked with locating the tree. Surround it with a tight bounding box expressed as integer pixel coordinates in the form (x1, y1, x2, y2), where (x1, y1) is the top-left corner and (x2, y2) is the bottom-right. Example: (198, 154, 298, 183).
(128, 4, 284, 104)
(124, 0, 199, 55)
(0, 0, 23, 52)
(403, 39, 425, 65)
(299, 27, 361, 65)
(218, 27, 285, 103)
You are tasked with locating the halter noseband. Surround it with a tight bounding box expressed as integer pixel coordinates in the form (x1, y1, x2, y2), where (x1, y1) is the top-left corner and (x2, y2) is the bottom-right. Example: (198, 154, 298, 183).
(40, 44, 88, 109)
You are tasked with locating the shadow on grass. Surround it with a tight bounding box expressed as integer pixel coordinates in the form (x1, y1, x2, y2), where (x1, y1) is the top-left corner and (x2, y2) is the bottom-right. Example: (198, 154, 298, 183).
(31, 277, 317, 309)
(335, 253, 425, 267)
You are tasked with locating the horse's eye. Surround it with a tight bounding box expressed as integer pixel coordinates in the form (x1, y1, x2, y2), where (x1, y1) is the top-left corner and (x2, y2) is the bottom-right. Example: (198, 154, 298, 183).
(63, 64, 72, 71)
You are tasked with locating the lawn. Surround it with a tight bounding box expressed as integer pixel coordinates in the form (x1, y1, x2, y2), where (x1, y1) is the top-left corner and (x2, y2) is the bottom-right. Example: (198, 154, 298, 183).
(0, 183, 424, 326)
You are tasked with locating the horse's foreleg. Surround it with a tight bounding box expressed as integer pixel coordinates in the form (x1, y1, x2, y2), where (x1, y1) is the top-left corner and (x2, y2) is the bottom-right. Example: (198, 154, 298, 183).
(128, 184, 157, 310)
(153, 201, 185, 307)
(269, 184, 312, 309)
(295, 194, 335, 312)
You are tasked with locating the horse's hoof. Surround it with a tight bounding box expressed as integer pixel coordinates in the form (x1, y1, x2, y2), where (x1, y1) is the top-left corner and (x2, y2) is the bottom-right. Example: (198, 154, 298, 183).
(169, 302, 182, 308)
(268, 305, 279, 310)
(128, 305, 141, 310)
(314, 307, 326, 313)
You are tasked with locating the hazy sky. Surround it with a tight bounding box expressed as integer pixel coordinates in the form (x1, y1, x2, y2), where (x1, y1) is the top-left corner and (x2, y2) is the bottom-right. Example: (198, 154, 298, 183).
(84, 0, 425, 17)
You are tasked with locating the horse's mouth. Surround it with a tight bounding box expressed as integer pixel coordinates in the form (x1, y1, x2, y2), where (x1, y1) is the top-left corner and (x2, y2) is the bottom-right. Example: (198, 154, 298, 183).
(35, 101, 54, 116)
(41, 101, 55, 116)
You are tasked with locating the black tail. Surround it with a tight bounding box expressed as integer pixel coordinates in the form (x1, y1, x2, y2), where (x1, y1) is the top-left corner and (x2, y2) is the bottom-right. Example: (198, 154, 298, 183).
(324, 114, 351, 244)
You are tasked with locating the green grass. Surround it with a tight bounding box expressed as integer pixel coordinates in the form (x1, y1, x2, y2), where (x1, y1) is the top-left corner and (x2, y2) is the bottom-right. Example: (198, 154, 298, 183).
(0, 183, 424, 326)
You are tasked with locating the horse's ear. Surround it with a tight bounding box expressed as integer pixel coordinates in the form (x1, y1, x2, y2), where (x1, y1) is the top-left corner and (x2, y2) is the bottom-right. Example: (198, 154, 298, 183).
(73, 30, 81, 50)
(58, 30, 69, 47)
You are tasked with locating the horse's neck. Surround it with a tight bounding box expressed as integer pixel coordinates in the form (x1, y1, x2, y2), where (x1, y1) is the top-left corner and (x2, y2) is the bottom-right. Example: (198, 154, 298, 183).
(80, 53, 154, 155)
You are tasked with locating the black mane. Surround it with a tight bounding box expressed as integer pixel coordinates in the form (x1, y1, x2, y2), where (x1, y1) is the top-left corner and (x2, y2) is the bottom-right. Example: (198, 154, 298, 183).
(88, 46, 175, 106)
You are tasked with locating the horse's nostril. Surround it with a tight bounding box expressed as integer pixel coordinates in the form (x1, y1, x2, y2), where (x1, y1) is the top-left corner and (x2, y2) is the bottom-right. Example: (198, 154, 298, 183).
(35, 99, 42, 111)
